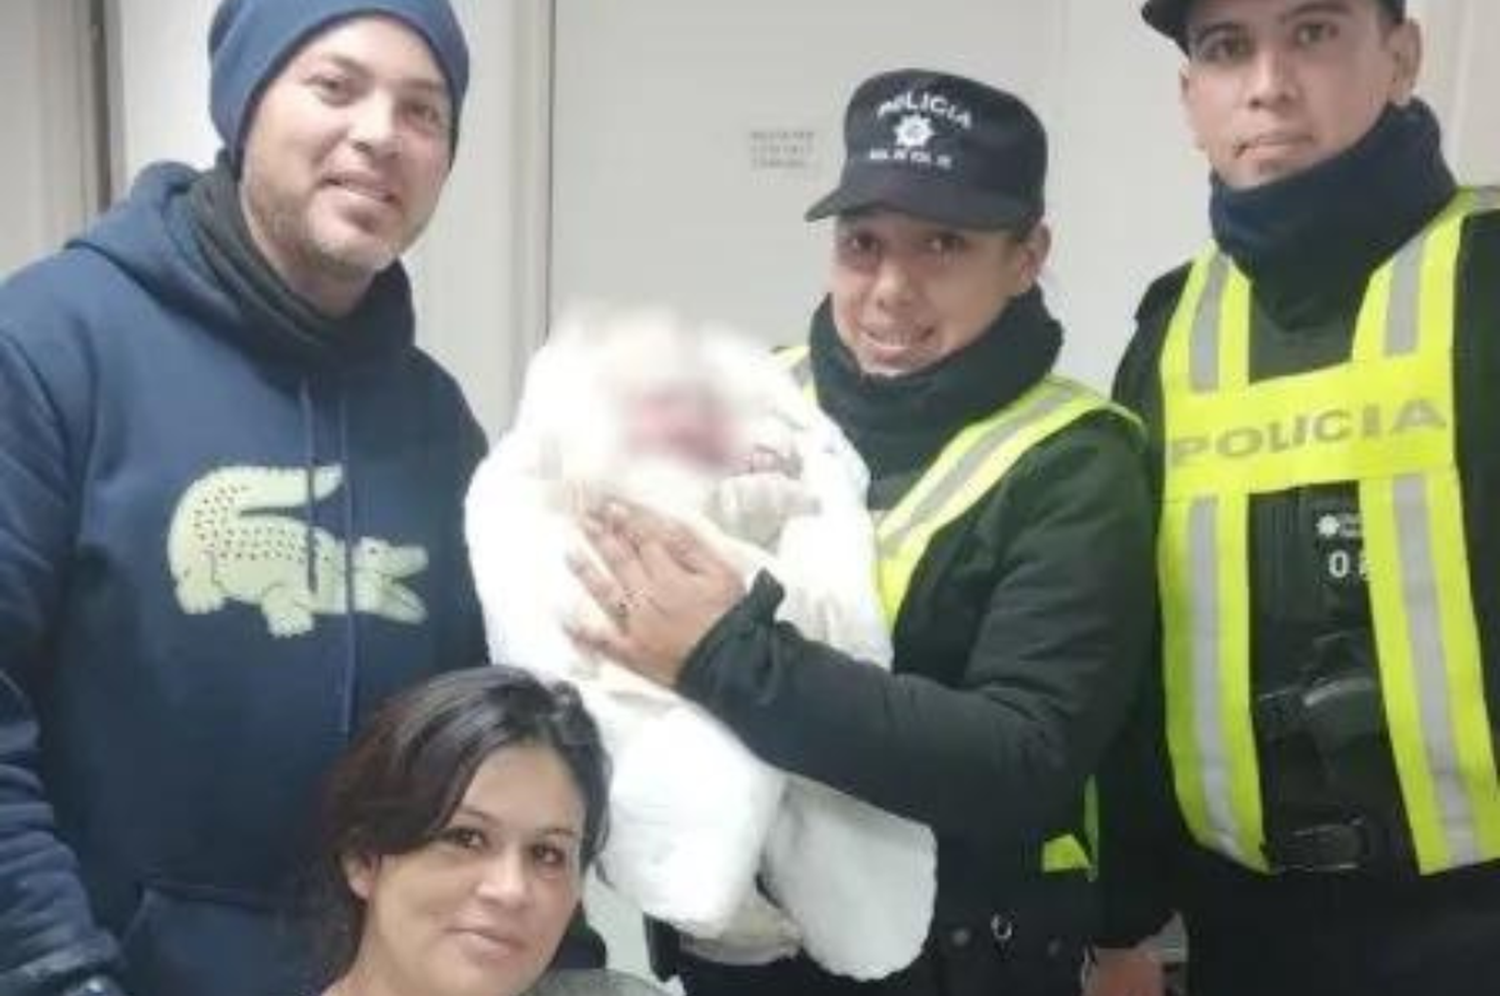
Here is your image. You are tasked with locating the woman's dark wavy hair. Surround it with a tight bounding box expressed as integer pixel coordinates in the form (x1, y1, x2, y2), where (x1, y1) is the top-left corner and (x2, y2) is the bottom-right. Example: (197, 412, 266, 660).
(312, 666, 609, 983)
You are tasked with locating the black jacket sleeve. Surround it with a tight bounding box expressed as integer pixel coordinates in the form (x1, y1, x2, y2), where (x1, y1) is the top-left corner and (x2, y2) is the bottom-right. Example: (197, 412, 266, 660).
(678, 417, 1155, 849)
(1090, 282, 1189, 947)
(1091, 630, 1183, 946)
(449, 392, 491, 668)
(0, 330, 124, 995)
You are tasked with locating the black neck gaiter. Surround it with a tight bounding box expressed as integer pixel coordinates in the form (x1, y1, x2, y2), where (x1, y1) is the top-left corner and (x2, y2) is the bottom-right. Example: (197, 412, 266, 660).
(1209, 100, 1456, 292)
(187, 157, 412, 370)
(808, 287, 1063, 480)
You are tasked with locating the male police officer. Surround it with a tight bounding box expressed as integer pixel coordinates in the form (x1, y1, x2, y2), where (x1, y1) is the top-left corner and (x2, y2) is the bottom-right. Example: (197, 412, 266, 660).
(1089, 2, 1500, 994)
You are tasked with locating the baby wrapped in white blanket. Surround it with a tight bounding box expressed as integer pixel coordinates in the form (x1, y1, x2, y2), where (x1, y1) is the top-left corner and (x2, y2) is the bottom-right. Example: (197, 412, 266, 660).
(465, 308, 935, 979)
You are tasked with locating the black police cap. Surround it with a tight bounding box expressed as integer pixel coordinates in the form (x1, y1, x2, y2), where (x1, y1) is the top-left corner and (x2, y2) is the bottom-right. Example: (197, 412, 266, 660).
(806, 69, 1046, 231)
(1142, 0, 1406, 50)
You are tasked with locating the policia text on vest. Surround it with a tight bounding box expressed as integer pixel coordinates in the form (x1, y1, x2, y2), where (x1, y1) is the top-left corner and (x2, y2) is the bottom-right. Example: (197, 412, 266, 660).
(781, 344, 1141, 877)
(1168, 396, 1445, 470)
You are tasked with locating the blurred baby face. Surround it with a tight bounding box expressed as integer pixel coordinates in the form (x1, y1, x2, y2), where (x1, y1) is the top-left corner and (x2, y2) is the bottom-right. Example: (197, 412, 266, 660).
(621, 383, 735, 472)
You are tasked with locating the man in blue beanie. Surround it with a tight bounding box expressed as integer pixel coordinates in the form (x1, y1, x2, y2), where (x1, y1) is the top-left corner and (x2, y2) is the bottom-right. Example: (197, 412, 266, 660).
(1087, 1, 1500, 995)
(0, 3, 603, 996)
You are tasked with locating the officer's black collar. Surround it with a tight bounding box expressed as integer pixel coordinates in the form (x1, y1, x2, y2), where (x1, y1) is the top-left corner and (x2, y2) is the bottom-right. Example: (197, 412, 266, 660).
(1208, 100, 1456, 318)
(807, 287, 1061, 481)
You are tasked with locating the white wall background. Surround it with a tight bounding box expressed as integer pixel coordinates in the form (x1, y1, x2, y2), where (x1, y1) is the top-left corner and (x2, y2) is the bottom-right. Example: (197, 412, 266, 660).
(550, 1, 1203, 392)
(550, 1, 1066, 341)
(1410, 0, 1500, 178)
(0, 0, 103, 276)
(3, 0, 1498, 980)
(7, 1, 1496, 425)
(551, 0, 1500, 395)
(64, 0, 1500, 430)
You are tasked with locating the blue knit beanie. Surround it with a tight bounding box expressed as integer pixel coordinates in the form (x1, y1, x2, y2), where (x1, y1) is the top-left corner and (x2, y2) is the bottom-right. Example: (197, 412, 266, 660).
(209, 0, 470, 168)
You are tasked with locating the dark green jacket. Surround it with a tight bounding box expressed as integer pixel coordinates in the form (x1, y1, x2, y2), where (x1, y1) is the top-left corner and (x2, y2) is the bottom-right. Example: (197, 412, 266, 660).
(679, 299, 1154, 968)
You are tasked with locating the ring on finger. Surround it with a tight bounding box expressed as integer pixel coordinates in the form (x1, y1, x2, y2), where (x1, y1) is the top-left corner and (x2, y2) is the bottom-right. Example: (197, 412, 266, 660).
(609, 595, 631, 625)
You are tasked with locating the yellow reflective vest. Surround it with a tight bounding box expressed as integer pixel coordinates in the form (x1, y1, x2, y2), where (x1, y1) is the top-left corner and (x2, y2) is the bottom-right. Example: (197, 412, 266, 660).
(1158, 188, 1500, 874)
(780, 344, 1136, 874)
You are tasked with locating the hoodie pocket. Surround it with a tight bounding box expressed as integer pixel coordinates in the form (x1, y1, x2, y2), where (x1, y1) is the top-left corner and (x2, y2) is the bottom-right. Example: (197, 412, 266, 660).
(119, 880, 314, 996)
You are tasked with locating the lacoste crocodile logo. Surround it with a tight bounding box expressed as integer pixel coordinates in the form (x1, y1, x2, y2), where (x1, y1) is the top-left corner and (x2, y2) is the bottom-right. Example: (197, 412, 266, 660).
(168, 465, 429, 638)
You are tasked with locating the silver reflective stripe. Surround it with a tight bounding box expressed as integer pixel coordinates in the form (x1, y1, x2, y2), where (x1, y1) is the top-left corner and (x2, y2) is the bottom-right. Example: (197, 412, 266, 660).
(1187, 494, 1246, 862)
(1379, 197, 1486, 865)
(1190, 255, 1231, 392)
(1389, 473, 1480, 865)
(879, 381, 1074, 554)
(1180, 260, 1252, 861)
(1384, 230, 1427, 356)
(1389, 188, 1498, 355)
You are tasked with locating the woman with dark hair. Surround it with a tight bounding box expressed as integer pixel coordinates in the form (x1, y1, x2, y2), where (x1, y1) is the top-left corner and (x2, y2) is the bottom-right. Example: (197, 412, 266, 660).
(314, 666, 613, 996)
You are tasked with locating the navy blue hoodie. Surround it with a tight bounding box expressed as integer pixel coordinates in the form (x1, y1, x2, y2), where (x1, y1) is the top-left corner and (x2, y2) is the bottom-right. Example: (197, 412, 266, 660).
(0, 163, 487, 996)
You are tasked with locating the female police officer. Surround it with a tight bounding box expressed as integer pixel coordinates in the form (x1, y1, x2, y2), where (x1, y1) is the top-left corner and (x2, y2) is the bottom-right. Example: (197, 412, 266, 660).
(571, 69, 1154, 996)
